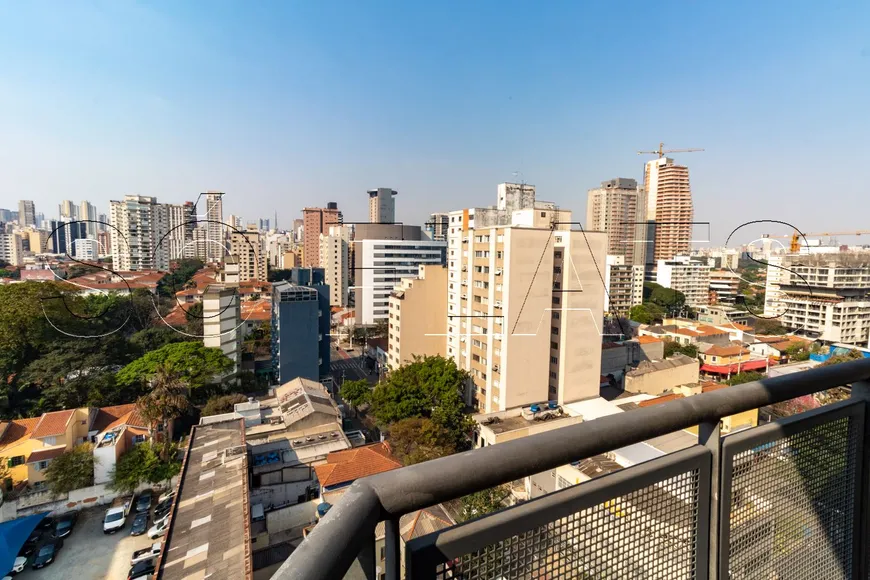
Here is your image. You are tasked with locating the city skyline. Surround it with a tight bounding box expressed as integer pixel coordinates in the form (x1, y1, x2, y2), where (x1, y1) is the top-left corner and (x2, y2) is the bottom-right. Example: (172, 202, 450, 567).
(1, 2, 868, 245)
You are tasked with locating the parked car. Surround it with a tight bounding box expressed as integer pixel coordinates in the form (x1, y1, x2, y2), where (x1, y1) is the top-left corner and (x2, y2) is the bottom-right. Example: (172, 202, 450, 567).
(36, 516, 55, 531)
(135, 489, 153, 514)
(154, 497, 173, 516)
(32, 539, 63, 569)
(127, 558, 156, 580)
(147, 519, 169, 539)
(22, 530, 43, 554)
(130, 512, 149, 536)
(153, 506, 172, 527)
(52, 512, 78, 539)
(11, 555, 27, 573)
(157, 490, 175, 504)
(104, 496, 132, 534)
(130, 542, 162, 566)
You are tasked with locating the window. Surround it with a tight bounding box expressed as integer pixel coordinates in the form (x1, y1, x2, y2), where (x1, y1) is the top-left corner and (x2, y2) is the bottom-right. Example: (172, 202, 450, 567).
(41, 436, 56, 447)
(8, 456, 24, 467)
(550, 356, 558, 364)
(552, 296, 560, 305)
(133, 434, 146, 444)
(553, 281, 561, 289)
(549, 371, 557, 379)
(380, 547, 386, 560)
(36, 460, 50, 471)
(541, 212, 546, 217)
(552, 311, 560, 319)
(551, 327, 559, 335)
(551, 341, 558, 349)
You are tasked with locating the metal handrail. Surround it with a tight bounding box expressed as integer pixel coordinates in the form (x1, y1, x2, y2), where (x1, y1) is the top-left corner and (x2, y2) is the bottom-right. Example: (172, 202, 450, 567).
(275, 357, 870, 580)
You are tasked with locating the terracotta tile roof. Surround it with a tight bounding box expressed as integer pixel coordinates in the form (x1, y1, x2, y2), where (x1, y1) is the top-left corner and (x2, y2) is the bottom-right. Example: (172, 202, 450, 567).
(31, 410, 75, 439)
(0, 418, 40, 448)
(162, 305, 188, 326)
(92, 404, 136, 432)
(27, 445, 67, 463)
(638, 393, 685, 407)
(696, 325, 727, 336)
(703, 345, 750, 357)
(701, 381, 729, 392)
(242, 299, 272, 322)
(314, 442, 402, 488)
(635, 335, 663, 344)
(672, 328, 701, 337)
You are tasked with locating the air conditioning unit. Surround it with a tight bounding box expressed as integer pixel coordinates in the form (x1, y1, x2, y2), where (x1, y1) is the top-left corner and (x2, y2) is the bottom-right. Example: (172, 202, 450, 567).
(461, 280, 468, 286)
(460, 337, 467, 343)
(494, 301, 502, 308)
(494, 269, 503, 276)
(493, 365, 500, 373)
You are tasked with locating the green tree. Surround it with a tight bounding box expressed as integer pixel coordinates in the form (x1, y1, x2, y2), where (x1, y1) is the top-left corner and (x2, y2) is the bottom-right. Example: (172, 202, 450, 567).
(202, 393, 248, 416)
(644, 282, 686, 314)
(726, 371, 764, 386)
(752, 318, 787, 335)
(134, 364, 191, 461)
(130, 327, 187, 356)
(818, 351, 863, 367)
(458, 486, 510, 522)
(184, 302, 204, 336)
(110, 442, 181, 493)
(0, 269, 17, 279)
(628, 303, 665, 324)
(43, 443, 95, 495)
(663, 341, 699, 359)
(388, 417, 456, 465)
(340, 379, 372, 409)
(156, 259, 203, 297)
(370, 355, 472, 447)
(116, 342, 233, 390)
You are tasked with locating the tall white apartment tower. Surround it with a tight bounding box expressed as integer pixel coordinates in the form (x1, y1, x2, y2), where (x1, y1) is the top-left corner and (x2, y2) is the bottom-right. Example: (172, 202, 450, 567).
(447, 184, 607, 413)
(200, 191, 225, 263)
(166, 202, 196, 261)
(18, 200, 36, 227)
(368, 188, 397, 224)
(109, 195, 170, 271)
(319, 225, 350, 307)
(79, 201, 98, 236)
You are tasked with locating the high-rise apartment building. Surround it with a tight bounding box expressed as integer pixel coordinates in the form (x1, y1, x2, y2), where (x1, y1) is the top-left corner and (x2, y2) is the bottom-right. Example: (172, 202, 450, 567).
(426, 213, 449, 242)
(319, 226, 350, 307)
(709, 270, 741, 305)
(272, 275, 331, 383)
(0, 233, 24, 266)
(200, 192, 225, 263)
(109, 195, 170, 271)
(644, 157, 693, 267)
(356, 238, 446, 325)
(302, 203, 342, 267)
(604, 255, 644, 316)
(387, 265, 448, 368)
(59, 200, 78, 220)
(447, 184, 607, 413)
(764, 252, 870, 345)
(229, 224, 267, 282)
(18, 200, 35, 227)
(259, 218, 270, 231)
(166, 202, 195, 261)
(28, 230, 50, 255)
(80, 200, 98, 236)
(586, 178, 647, 267)
(656, 256, 711, 307)
(203, 284, 242, 375)
(368, 188, 397, 224)
(48, 219, 87, 257)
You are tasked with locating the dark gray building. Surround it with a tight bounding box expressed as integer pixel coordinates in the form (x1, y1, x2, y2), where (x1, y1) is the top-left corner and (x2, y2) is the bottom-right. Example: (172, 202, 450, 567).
(272, 275, 330, 384)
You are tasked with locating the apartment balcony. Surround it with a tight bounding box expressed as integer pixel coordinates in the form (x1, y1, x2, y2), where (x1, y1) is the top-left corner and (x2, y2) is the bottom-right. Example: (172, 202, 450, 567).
(276, 358, 870, 580)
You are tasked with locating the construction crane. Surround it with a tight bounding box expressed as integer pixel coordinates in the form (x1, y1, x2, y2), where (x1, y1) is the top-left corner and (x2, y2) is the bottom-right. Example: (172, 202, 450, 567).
(637, 142, 705, 158)
(762, 230, 870, 253)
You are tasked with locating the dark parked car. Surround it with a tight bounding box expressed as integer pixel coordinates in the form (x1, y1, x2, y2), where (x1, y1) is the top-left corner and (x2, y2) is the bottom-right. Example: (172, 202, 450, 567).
(135, 489, 153, 514)
(130, 512, 149, 536)
(53, 512, 78, 539)
(128, 557, 156, 580)
(32, 539, 63, 569)
(22, 530, 43, 554)
(36, 516, 55, 531)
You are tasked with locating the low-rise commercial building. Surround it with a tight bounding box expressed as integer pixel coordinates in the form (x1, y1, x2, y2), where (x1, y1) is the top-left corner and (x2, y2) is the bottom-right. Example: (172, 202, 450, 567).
(624, 354, 700, 395)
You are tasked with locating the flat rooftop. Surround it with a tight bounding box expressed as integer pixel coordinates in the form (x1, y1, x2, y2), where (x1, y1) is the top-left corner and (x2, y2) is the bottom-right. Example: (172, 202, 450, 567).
(157, 420, 251, 580)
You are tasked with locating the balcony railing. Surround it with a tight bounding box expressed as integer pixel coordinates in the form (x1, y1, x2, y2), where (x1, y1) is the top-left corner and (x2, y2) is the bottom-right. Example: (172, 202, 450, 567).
(275, 358, 870, 580)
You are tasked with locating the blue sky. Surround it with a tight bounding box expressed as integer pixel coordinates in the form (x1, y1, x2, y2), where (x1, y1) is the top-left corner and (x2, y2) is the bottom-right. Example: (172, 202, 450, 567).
(1, 1, 868, 245)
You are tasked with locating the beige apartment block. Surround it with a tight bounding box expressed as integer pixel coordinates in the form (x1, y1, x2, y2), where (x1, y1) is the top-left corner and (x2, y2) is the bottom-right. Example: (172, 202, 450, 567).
(229, 224, 267, 282)
(319, 225, 350, 307)
(302, 204, 342, 267)
(447, 184, 607, 413)
(387, 265, 447, 368)
(586, 178, 647, 267)
(203, 284, 242, 374)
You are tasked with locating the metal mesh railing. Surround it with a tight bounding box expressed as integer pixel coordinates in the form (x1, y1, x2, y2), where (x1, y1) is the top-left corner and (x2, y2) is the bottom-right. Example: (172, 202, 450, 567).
(722, 405, 861, 580)
(407, 448, 710, 580)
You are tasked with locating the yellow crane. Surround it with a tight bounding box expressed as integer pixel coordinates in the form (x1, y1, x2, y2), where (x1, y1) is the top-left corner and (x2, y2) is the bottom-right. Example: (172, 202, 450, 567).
(762, 230, 870, 253)
(637, 142, 705, 158)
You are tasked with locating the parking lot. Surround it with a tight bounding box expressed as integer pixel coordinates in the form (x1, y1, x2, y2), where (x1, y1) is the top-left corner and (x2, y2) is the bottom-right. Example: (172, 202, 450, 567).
(14, 506, 155, 580)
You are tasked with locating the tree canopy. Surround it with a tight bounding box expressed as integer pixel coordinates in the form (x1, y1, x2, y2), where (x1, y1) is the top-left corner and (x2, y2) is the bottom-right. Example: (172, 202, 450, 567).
(202, 393, 248, 417)
(628, 303, 665, 325)
(135, 364, 191, 461)
(725, 371, 764, 386)
(643, 282, 686, 314)
(458, 486, 510, 522)
(370, 355, 472, 447)
(43, 443, 95, 495)
(110, 441, 181, 493)
(388, 417, 456, 466)
(664, 341, 698, 359)
(156, 259, 204, 297)
(116, 342, 233, 389)
(339, 379, 371, 409)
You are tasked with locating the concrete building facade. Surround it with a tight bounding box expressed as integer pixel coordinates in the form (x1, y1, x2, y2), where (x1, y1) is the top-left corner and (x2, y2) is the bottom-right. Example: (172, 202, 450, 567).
(586, 178, 647, 267)
(644, 157, 693, 266)
(302, 203, 342, 267)
(166, 202, 195, 261)
(272, 277, 330, 383)
(426, 213, 449, 242)
(604, 255, 644, 316)
(387, 265, 448, 368)
(229, 224, 267, 282)
(319, 225, 350, 307)
(656, 256, 711, 307)
(447, 184, 607, 413)
(368, 188, 397, 224)
(0, 233, 24, 266)
(18, 200, 35, 227)
(709, 269, 741, 305)
(200, 191, 225, 263)
(109, 195, 170, 271)
(202, 284, 242, 375)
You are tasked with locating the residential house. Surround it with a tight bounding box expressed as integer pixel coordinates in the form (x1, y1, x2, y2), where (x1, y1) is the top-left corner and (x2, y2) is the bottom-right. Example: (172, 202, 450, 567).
(699, 345, 769, 379)
(25, 409, 92, 490)
(90, 404, 151, 485)
(0, 418, 40, 490)
(748, 336, 813, 363)
(624, 354, 700, 396)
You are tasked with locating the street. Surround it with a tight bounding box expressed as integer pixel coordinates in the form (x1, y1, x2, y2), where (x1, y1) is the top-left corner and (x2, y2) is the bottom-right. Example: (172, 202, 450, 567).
(328, 336, 378, 437)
